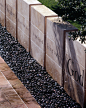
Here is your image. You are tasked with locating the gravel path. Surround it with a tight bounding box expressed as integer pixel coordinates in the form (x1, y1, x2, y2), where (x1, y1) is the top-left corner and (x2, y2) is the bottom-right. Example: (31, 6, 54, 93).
(0, 24, 81, 108)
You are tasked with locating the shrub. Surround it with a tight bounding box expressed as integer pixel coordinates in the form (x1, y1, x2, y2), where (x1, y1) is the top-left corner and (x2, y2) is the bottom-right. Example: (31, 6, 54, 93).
(57, 0, 86, 43)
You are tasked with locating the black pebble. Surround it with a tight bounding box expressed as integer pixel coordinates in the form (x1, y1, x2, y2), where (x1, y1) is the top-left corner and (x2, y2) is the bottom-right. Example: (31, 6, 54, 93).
(0, 24, 82, 108)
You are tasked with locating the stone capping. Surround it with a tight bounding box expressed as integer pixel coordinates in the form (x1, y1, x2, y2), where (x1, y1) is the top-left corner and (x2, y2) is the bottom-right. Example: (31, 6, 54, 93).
(30, 5, 57, 67)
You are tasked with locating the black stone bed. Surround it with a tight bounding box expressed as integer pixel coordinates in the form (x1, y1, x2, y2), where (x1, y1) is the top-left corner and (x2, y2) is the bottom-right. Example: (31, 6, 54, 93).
(0, 24, 81, 108)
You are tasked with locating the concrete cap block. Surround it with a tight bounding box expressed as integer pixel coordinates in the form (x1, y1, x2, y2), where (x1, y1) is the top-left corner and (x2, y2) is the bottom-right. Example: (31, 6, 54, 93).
(23, 0, 41, 5)
(31, 5, 57, 17)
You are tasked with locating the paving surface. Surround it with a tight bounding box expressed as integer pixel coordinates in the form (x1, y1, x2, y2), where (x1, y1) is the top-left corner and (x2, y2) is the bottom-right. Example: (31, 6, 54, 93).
(0, 56, 41, 108)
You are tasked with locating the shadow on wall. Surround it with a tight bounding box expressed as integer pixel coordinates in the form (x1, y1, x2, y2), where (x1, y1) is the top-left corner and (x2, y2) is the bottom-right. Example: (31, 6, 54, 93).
(53, 22, 62, 67)
(65, 34, 84, 107)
